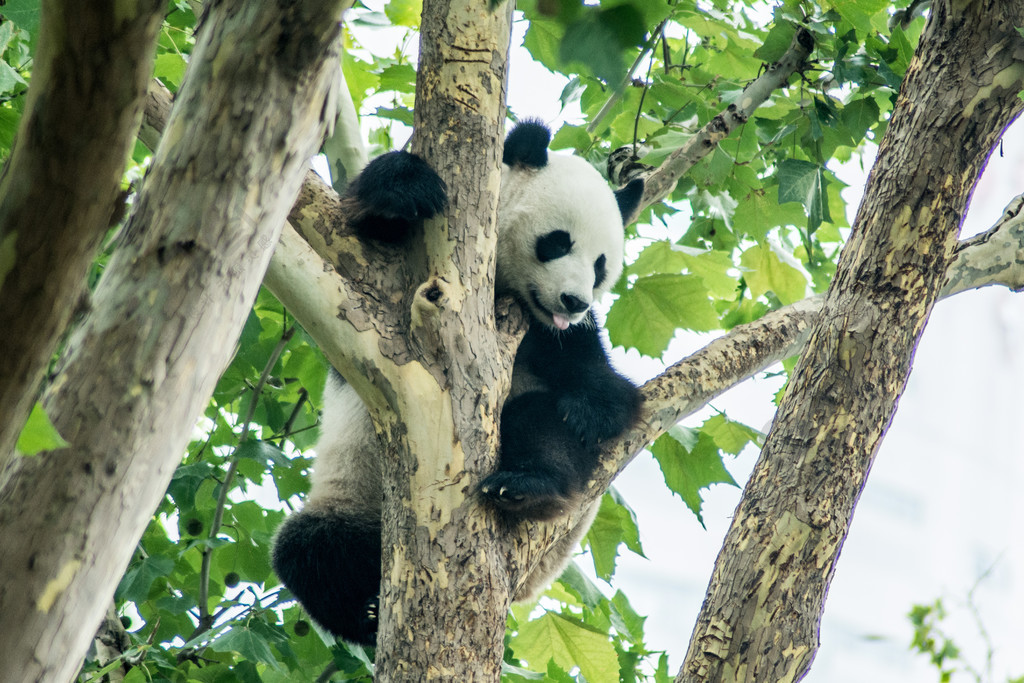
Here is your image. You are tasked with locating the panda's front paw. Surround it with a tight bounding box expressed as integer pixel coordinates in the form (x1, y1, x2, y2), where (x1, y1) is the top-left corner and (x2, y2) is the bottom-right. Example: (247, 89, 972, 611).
(344, 151, 448, 242)
(480, 471, 572, 521)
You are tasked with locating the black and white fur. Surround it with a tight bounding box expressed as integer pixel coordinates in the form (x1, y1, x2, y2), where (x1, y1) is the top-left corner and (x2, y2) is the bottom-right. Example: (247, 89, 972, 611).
(272, 121, 643, 645)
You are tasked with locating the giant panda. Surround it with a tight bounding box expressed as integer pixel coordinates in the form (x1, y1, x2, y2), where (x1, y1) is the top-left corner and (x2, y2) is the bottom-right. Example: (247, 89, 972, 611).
(272, 120, 643, 646)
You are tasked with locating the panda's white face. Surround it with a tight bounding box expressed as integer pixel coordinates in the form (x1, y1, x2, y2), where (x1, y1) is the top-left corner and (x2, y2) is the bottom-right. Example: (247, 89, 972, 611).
(495, 154, 626, 331)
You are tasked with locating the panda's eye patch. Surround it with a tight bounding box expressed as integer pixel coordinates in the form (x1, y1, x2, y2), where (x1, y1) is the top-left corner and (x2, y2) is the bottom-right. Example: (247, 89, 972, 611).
(593, 254, 607, 289)
(535, 230, 573, 262)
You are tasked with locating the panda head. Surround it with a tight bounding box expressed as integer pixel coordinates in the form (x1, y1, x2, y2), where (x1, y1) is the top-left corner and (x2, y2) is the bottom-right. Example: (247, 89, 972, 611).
(495, 120, 644, 331)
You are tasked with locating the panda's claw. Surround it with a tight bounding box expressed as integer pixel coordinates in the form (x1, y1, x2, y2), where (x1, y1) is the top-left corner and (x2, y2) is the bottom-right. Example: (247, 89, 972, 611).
(479, 471, 572, 520)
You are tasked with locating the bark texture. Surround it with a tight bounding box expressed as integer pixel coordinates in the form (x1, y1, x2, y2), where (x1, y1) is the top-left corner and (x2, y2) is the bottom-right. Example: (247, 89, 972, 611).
(0, 0, 164, 467)
(373, 1, 517, 679)
(677, 2, 1024, 681)
(0, 2, 349, 681)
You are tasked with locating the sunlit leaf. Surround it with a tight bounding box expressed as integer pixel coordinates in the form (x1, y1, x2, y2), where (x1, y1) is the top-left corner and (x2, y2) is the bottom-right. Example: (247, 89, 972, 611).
(650, 429, 738, 527)
(16, 403, 68, 455)
(740, 242, 808, 305)
(607, 274, 719, 356)
(513, 612, 619, 683)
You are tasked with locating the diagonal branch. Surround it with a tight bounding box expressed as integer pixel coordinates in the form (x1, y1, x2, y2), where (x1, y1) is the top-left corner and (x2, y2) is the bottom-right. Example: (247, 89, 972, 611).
(626, 26, 815, 223)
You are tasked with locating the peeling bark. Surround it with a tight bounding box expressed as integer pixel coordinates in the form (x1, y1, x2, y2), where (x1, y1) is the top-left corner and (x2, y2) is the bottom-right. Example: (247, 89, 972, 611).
(374, 1, 516, 679)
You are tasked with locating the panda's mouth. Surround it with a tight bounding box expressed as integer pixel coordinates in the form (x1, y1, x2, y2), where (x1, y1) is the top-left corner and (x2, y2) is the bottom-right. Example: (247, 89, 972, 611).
(529, 290, 580, 331)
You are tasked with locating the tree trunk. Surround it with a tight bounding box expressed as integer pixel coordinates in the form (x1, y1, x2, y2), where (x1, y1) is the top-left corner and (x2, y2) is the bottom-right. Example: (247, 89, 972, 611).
(0, 0, 164, 467)
(372, 0, 517, 679)
(677, 2, 1024, 681)
(0, 2, 349, 681)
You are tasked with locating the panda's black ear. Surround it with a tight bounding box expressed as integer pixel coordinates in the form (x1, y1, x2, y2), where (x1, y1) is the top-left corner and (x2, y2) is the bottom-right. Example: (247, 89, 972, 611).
(614, 177, 644, 224)
(503, 119, 550, 169)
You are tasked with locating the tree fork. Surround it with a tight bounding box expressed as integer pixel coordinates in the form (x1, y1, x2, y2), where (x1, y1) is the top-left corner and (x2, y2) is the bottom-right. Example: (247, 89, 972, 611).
(678, 1, 1024, 681)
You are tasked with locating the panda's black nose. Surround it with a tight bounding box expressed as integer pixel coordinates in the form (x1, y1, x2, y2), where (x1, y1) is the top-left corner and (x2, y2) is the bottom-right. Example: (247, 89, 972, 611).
(560, 294, 589, 314)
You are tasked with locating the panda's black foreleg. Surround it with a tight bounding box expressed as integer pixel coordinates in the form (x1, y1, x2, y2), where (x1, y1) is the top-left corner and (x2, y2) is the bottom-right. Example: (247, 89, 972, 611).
(271, 508, 381, 646)
(342, 151, 448, 243)
(516, 319, 641, 446)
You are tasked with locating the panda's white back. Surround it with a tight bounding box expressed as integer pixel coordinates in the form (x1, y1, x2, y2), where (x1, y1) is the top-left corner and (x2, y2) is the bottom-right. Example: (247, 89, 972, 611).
(307, 373, 381, 516)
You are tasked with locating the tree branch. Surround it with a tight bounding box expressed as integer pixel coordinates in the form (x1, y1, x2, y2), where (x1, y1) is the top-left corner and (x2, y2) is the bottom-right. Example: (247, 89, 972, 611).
(944, 192, 1024, 296)
(0, 0, 165, 466)
(0, 3, 350, 679)
(627, 26, 815, 223)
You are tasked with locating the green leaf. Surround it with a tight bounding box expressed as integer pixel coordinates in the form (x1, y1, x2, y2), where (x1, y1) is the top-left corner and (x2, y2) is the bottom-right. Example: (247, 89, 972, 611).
(153, 53, 187, 87)
(0, 58, 25, 94)
(841, 97, 880, 145)
(584, 490, 645, 580)
(16, 403, 69, 455)
(513, 612, 619, 683)
(236, 439, 289, 467)
(560, 6, 646, 83)
(705, 38, 763, 78)
(607, 274, 719, 357)
(209, 624, 279, 666)
(116, 555, 174, 603)
(739, 242, 808, 305)
(555, 561, 606, 608)
(608, 590, 646, 644)
(168, 462, 214, 511)
(550, 122, 591, 153)
(701, 414, 763, 455)
(753, 20, 796, 63)
(777, 158, 832, 233)
(733, 186, 807, 241)
(378, 63, 417, 94)
(384, 0, 422, 26)
(2, 0, 41, 44)
(827, 0, 889, 36)
(341, 52, 380, 112)
(522, 17, 564, 73)
(650, 429, 738, 527)
(627, 242, 738, 299)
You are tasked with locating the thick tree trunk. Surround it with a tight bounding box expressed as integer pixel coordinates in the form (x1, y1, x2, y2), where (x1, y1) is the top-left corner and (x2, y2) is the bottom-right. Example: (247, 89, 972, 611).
(677, 2, 1024, 681)
(373, 1, 516, 680)
(0, 2, 349, 681)
(0, 0, 164, 467)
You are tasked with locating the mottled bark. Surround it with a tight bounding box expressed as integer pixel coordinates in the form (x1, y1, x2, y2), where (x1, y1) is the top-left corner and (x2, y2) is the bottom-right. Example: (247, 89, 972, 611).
(0, 2, 349, 681)
(374, 0, 516, 679)
(0, 0, 164, 467)
(677, 1, 1024, 681)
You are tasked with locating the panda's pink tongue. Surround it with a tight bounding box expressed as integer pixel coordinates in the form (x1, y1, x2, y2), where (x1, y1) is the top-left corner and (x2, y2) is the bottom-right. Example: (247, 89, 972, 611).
(552, 314, 570, 330)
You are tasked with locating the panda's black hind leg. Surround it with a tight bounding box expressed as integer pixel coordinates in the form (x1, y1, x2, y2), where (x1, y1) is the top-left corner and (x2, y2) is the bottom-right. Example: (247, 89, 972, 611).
(271, 507, 381, 646)
(479, 470, 576, 520)
(480, 392, 594, 521)
(342, 151, 447, 243)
